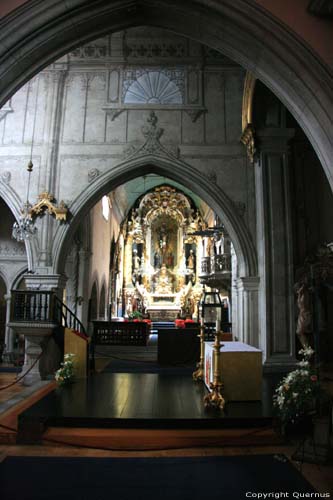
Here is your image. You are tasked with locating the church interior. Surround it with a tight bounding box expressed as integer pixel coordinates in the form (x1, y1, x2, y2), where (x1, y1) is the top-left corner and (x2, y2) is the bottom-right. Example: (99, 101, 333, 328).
(0, 1, 333, 497)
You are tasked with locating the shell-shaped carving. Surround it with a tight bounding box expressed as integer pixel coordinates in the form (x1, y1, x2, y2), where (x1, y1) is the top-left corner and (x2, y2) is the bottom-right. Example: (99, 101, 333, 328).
(124, 71, 182, 104)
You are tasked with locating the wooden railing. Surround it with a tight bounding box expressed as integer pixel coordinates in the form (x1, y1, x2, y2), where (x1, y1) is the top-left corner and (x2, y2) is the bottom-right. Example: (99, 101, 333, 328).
(92, 321, 150, 347)
(10, 290, 86, 336)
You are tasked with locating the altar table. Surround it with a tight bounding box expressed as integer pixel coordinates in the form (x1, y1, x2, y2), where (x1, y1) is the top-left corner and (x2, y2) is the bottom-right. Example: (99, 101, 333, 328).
(204, 341, 262, 401)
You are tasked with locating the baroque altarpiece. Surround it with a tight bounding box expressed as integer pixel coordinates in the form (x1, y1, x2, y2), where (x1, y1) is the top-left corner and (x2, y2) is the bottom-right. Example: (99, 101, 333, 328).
(122, 185, 205, 321)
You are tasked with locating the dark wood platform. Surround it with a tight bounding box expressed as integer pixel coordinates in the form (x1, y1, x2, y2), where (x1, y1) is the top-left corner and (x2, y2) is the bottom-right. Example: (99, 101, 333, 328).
(16, 372, 281, 448)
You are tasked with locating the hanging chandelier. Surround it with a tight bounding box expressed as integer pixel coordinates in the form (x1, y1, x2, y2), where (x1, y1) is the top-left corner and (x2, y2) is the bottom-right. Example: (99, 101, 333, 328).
(12, 77, 39, 243)
(12, 160, 37, 242)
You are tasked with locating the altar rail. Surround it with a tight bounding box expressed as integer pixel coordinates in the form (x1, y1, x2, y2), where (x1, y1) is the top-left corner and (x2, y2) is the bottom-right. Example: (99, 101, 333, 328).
(92, 321, 150, 347)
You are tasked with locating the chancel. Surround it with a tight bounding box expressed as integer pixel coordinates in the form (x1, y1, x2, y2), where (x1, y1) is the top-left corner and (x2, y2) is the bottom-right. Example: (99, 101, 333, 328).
(0, 2, 332, 496)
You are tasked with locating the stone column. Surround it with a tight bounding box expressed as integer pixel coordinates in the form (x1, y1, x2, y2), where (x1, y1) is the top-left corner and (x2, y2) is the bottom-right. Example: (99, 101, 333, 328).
(76, 249, 90, 327)
(235, 278, 244, 342)
(256, 128, 296, 370)
(21, 333, 47, 386)
(4, 293, 14, 354)
(235, 276, 259, 346)
(38, 67, 68, 269)
(240, 277, 260, 348)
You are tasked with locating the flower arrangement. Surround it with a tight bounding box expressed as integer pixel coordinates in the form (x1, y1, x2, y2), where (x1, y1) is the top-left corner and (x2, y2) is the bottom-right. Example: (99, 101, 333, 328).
(55, 353, 76, 386)
(273, 347, 320, 425)
(128, 311, 143, 320)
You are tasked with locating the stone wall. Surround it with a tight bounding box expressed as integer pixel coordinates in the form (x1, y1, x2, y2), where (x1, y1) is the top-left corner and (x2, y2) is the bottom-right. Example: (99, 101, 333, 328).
(0, 28, 253, 275)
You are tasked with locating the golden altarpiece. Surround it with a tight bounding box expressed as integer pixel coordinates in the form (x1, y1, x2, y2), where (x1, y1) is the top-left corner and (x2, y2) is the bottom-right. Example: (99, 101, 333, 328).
(122, 185, 205, 321)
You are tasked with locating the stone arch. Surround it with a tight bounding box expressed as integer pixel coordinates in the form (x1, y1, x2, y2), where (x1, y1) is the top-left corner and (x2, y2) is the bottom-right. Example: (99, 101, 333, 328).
(0, 0, 332, 191)
(52, 155, 258, 280)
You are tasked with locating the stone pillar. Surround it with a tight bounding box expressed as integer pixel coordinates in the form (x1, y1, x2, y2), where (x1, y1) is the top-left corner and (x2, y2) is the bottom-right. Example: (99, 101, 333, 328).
(235, 278, 244, 342)
(235, 276, 259, 346)
(256, 128, 296, 370)
(4, 293, 14, 354)
(240, 277, 260, 348)
(76, 249, 90, 327)
(21, 333, 46, 386)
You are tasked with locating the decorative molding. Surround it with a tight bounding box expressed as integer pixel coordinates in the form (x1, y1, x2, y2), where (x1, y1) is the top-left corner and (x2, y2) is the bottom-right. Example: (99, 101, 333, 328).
(88, 168, 101, 183)
(123, 111, 180, 161)
(0, 104, 13, 121)
(0, 171, 11, 184)
(70, 45, 107, 59)
(308, 0, 333, 17)
(0, 243, 26, 257)
(29, 192, 68, 221)
(125, 40, 187, 59)
(233, 201, 246, 218)
(184, 108, 205, 122)
(104, 108, 125, 121)
(207, 169, 217, 184)
(240, 123, 257, 164)
(242, 71, 256, 132)
(122, 67, 185, 103)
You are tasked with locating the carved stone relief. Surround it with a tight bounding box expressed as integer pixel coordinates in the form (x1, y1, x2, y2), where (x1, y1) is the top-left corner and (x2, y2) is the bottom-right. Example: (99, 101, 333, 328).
(123, 111, 179, 160)
(0, 171, 11, 185)
(88, 168, 100, 183)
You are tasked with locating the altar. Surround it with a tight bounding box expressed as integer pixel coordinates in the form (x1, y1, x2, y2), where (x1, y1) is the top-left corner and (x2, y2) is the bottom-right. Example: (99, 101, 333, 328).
(146, 304, 181, 321)
(204, 341, 262, 401)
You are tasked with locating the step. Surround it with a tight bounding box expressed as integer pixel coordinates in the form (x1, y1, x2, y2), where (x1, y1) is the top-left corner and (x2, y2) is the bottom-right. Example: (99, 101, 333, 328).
(42, 426, 282, 450)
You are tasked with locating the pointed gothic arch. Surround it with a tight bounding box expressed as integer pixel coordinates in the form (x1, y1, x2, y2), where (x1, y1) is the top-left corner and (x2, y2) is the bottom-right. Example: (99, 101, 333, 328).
(0, 0, 332, 192)
(52, 155, 258, 280)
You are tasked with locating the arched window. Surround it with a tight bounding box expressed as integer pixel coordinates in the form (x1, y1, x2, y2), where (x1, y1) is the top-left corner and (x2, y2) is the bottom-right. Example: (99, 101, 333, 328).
(123, 70, 183, 104)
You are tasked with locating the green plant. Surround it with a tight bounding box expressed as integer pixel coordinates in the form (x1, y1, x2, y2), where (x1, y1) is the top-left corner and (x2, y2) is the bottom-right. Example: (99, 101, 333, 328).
(55, 353, 76, 386)
(128, 310, 143, 320)
(273, 347, 321, 425)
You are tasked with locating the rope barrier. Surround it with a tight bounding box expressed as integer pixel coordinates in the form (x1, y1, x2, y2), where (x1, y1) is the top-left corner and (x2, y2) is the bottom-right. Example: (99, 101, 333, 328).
(0, 351, 44, 391)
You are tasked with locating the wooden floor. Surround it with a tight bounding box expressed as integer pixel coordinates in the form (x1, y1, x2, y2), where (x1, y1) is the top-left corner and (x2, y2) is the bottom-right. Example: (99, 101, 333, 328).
(18, 371, 274, 428)
(1, 369, 333, 495)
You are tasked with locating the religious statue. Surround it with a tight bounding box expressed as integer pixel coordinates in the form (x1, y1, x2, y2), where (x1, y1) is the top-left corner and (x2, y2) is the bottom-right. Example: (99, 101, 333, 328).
(295, 281, 312, 348)
(132, 249, 141, 270)
(167, 251, 174, 268)
(154, 250, 161, 269)
(187, 249, 195, 270)
(154, 264, 174, 294)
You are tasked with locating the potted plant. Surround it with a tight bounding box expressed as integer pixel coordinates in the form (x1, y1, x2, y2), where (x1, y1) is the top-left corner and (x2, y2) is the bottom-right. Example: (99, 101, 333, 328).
(128, 310, 143, 321)
(55, 353, 76, 387)
(273, 347, 322, 435)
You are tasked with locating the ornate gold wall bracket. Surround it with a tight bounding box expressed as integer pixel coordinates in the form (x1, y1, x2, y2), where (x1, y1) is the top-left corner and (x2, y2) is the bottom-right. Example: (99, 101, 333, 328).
(241, 123, 257, 164)
(29, 192, 68, 221)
